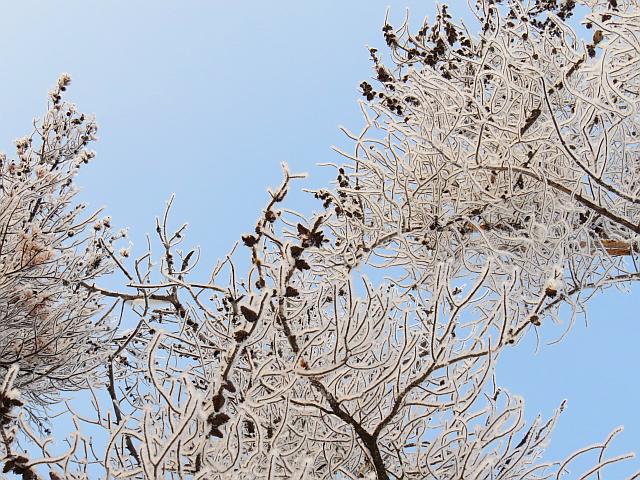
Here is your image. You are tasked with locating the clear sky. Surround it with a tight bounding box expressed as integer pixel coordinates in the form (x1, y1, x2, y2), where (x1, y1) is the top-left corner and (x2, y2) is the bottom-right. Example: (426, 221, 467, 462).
(1, 1, 638, 476)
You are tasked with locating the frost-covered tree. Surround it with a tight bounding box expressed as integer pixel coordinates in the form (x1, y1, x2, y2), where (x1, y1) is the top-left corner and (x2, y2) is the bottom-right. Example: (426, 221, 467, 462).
(0, 75, 119, 401)
(0, 75, 127, 478)
(1, 0, 640, 479)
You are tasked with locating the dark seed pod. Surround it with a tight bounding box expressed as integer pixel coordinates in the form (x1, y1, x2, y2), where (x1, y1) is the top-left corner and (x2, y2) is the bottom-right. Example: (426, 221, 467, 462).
(240, 306, 259, 323)
(212, 393, 225, 412)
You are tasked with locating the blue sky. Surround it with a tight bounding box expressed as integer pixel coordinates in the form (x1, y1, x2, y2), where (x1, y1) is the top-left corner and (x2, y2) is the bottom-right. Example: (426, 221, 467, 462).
(1, 1, 638, 476)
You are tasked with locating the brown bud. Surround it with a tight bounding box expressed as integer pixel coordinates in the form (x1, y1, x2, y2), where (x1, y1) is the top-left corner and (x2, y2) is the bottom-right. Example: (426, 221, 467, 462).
(212, 393, 225, 412)
(240, 306, 259, 323)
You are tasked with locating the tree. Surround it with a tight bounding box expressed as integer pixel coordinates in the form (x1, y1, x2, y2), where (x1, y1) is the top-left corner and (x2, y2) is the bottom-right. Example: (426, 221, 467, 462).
(0, 74, 120, 402)
(0, 0, 639, 478)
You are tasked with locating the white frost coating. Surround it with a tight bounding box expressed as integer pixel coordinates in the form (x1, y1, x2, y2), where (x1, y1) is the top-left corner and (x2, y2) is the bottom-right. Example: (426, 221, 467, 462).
(1, 365, 19, 395)
(123, 297, 172, 308)
(544, 276, 563, 292)
(531, 222, 548, 242)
